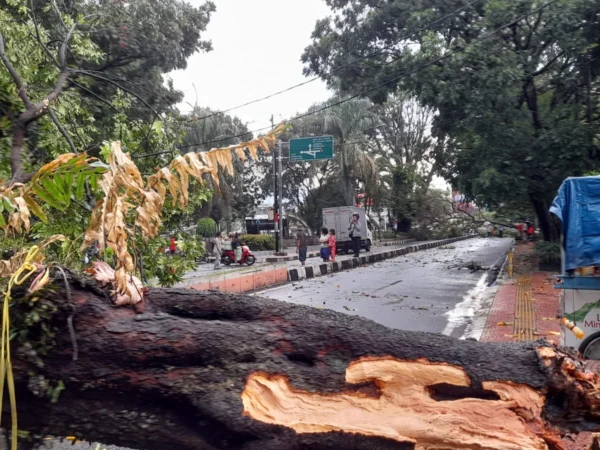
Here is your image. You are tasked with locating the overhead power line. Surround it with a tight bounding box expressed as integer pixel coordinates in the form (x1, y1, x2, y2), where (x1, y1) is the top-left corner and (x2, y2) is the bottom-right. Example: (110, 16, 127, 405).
(178, 0, 559, 151)
(182, 0, 486, 123)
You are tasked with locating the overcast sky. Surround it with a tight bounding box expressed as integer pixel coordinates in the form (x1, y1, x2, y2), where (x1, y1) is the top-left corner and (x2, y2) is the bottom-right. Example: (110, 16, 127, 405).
(169, 0, 448, 192)
(169, 0, 332, 132)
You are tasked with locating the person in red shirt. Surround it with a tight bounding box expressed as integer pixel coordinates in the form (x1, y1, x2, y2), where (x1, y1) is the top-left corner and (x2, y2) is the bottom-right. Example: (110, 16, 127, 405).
(516, 223, 524, 240)
(169, 235, 177, 255)
(329, 229, 337, 262)
(527, 226, 535, 241)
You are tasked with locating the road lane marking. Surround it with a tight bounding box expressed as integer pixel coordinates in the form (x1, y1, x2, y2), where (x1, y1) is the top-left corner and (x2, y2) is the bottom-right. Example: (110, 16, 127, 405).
(442, 273, 488, 338)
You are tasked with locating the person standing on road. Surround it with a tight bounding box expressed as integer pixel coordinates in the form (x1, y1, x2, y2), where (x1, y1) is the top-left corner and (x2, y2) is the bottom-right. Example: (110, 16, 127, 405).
(319, 228, 331, 262)
(296, 228, 308, 266)
(169, 235, 177, 256)
(232, 233, 242, 263)
(213, 232, 223, 270)
(348, 213, 361, 258)
(329, 229, 337, 262)
(527, 224, 535, 241)
(516, 222, 524, 240)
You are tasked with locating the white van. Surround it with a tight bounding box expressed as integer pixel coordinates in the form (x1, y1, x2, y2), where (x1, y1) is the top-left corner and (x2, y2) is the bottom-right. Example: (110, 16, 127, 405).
(322, 206, 373, 254)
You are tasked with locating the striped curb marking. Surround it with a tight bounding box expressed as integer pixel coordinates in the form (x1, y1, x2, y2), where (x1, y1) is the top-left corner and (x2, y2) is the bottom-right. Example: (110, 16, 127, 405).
(287, 236, 475, 283)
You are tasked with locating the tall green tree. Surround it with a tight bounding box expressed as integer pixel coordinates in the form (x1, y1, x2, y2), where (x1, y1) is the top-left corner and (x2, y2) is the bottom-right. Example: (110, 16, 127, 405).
(372, 94, 435, 231)
(303, 0, 600, 240)
(0, 0, 215, 181)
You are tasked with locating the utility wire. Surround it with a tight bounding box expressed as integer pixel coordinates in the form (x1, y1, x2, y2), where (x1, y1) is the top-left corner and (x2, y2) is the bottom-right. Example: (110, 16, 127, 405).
(178, 0, 559, 151)
(183, 0, 485, 123)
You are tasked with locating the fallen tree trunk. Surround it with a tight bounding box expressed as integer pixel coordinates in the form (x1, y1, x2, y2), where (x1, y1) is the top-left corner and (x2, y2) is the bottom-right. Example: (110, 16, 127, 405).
(8, 277, 600, 450)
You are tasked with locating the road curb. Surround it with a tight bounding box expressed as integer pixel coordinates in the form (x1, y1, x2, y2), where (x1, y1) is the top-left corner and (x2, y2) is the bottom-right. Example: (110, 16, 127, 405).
(287, 236, 475, 283)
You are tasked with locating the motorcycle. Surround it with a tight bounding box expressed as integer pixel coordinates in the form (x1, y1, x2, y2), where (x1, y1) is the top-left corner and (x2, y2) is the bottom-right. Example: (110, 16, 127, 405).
(221, 245, 256, 266)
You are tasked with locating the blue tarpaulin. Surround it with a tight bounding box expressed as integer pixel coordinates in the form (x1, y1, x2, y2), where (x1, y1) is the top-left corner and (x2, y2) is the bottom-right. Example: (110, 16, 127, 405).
(550, 176, 600, 271)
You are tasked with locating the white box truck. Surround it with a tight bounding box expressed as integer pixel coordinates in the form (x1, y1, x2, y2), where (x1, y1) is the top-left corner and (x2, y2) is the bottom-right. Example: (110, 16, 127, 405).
(322, 206, 373, 254)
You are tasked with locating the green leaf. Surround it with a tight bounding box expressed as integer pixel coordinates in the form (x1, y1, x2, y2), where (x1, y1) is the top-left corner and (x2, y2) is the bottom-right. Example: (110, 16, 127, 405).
(64, 172, 74, 196)
(54, 175, 70, 199)
(41, 177, 67, 207)
(89, 174, 99, 191)
(2, 197, 15, 212)
(75, 173, 86, 201)
(24, 196, 48, 223)
(33, 185, 65, 210)
(152, 121, 163, 137)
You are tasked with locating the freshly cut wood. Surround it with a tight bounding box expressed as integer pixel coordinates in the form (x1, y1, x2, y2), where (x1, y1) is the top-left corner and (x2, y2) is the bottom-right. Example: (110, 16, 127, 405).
(243, 358, 548, 450)
(8, 278, 600, 450)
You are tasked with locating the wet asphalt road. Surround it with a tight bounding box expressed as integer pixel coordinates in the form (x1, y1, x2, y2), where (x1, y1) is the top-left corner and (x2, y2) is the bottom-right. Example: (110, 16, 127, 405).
(258, 237, 512, 339)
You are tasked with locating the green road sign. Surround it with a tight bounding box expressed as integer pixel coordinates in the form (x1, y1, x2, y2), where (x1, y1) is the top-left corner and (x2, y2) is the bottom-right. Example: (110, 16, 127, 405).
(289, 135, 334, 162)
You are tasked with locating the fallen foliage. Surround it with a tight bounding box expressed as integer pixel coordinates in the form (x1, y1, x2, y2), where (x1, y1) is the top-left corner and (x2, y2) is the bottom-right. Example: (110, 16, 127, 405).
(82, 123, 285, 304)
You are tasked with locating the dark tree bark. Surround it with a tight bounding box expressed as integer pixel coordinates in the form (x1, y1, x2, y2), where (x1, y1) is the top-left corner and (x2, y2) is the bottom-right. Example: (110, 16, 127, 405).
(9, 281, 600, 450)
(523, 76, 543, 134)
(532, 196, 558, 241)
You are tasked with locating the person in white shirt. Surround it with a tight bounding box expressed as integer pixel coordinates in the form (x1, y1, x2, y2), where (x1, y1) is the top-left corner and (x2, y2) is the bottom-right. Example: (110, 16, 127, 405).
(319, 227, 331, 262)
(213, 232, 223, 270)
(348, 213, 361, 257)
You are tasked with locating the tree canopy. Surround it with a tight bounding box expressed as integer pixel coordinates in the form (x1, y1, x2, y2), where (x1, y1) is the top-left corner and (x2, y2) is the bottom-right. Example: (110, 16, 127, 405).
(0, 0, 215, 182)
(303, 0, 600, 239)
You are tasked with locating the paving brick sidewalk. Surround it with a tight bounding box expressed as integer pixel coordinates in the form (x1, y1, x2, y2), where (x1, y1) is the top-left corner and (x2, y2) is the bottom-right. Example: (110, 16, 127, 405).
(480, 242, 561, 344)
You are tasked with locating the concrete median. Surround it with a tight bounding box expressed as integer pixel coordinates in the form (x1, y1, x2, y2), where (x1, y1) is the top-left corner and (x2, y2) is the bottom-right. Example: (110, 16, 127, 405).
(288, 235, 475, 282)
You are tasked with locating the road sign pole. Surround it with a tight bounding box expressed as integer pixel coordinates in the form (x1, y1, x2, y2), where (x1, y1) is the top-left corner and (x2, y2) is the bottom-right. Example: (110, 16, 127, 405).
(273, 140, 279, 254)
(277, 140, 284, 254)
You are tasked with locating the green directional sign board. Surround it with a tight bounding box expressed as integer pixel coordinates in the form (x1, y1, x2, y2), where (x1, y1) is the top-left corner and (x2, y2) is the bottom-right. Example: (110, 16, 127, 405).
(289, 135, 334, 162)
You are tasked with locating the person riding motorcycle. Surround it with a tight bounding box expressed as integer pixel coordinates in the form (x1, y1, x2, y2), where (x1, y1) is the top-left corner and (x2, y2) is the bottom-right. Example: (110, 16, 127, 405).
(231, 233, 242, 263)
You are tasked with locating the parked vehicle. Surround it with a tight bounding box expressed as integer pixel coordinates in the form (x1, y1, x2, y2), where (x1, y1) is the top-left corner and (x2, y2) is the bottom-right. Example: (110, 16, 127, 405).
(322, 206, 373, 254)
(221, 244, 256, 266)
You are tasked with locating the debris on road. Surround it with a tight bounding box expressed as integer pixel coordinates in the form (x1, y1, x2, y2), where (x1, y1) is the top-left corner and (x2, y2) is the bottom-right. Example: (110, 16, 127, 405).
(465, 261, 489, 272)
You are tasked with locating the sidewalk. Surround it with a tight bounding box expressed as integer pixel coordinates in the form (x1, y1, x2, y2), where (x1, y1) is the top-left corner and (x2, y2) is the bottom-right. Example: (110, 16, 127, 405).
(478, 243, 600, 450)
(480, 242, 561, 344)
